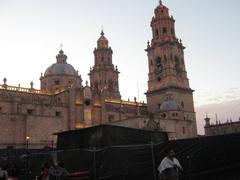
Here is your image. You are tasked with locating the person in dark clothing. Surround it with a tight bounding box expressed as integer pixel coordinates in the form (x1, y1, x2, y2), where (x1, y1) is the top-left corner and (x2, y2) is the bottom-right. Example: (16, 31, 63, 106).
(8, 162, 20, 178)
(158, 149, 183, 180)
(39, 162, 50, 180)
(0, 167, 8, 180)
(48, 162, 68, 180)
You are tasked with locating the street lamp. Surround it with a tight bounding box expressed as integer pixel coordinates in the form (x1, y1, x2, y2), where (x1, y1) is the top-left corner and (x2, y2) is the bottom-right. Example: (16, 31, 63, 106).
(25, 136, 31, 180)
(51, 140, 54, 151)
(26, 136, 30, 150)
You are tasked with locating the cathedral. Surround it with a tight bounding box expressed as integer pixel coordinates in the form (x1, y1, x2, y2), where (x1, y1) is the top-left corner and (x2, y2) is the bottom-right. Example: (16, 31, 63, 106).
(0, 1, 197, 148)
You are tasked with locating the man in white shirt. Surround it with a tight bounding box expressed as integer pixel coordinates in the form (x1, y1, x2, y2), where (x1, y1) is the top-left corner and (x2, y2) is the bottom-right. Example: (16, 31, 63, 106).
(158, 149, 183, 180)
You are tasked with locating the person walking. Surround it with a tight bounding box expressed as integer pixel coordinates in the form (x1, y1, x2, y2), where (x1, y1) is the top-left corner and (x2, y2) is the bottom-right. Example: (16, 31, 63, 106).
(0, 167, 8, 180)
(158, 149, 183, 180)
(48, 162, 68, 180)
(39, 162, 50, 180)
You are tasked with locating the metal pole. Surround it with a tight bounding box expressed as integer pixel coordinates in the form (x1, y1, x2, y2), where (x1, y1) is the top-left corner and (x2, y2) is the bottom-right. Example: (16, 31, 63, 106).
(93, 147, 97, 180)
(51, 140, 54, 151)
(187, 155, 191, 180)
(151, 141, 157, 180)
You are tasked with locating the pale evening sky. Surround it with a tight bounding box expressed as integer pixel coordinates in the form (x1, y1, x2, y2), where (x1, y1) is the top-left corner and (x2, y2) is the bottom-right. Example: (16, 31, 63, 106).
(0, 0, 240, 134)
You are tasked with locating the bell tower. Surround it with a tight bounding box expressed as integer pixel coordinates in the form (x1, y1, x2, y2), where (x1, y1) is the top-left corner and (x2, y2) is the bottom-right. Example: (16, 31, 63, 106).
(147, 1, 189, 93)
(89, 31, 121, 99)
(146, 1, 197, 137)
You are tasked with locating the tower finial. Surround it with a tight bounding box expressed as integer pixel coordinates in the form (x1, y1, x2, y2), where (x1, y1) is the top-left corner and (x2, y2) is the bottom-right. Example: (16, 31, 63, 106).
(3, 77, 7, 86)
(30, 81, 34, 89)
(59, 43, 64, 54)
(101, 25, 104, 36)
(159, 0, 162, 5)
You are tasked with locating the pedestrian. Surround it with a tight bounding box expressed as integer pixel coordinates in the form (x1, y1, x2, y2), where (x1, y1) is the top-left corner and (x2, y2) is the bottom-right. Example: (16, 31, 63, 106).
(8, 162, 20, 179)
(49, 161, 68, 180)
(0, 167, 8, 180)
(38, 162, 50, 180)
(158, 149, 183, 180)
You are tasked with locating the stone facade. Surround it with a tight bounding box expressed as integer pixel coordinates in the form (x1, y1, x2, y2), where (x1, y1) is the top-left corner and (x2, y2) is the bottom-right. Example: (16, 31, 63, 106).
(204, 117, 240, 136)
(0, 34, 147, 149)
(0, 1, 197, 148)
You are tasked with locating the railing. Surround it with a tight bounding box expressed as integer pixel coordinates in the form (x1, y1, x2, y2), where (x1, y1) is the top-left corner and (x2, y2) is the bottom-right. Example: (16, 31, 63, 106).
(0, 84, 66, 95)
(105, 98, 146, 106)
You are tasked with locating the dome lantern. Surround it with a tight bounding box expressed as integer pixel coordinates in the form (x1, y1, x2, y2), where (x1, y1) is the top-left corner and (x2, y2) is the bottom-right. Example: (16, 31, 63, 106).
(56, 49, 67, 63)
(97, 30, 109, 49)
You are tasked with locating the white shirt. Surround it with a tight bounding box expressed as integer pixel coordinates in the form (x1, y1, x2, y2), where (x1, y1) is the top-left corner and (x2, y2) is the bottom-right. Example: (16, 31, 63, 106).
(158, 156, 182, 174)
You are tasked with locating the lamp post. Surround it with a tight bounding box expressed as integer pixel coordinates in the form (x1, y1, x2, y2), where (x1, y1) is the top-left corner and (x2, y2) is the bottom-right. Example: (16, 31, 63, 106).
(25, 136, 30, 180)
(51, 140, 54, 151)
(26, 136, 30, 150)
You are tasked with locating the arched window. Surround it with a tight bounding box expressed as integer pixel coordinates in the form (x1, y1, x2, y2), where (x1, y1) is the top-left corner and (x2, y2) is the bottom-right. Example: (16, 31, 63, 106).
(161, 113, 167, 119)
(155, 29, 159, 36)
(163, 27, 167, 34)
(181, 101, 185, 109)
(95, 81, 98, 89)
(164, 55, 167, 64)
(108, 80, 113, 91)
(156, 57, 162, 72)
(175, 56, 181, 73)
(182, 127, 186, 134)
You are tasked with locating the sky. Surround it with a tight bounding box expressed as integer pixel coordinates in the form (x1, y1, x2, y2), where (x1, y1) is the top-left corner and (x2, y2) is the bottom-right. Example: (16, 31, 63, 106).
(0, 0, 240, 134)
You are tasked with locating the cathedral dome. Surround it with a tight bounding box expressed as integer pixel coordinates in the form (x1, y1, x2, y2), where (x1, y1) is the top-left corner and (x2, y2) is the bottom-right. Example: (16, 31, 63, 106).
(160, 99, 180, 111)
(44, 50, 77, 76)
(44, 63, 77, 76)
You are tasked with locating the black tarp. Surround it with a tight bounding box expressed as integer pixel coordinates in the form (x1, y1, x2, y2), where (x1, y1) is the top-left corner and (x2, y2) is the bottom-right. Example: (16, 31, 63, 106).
(56, 133, 240, 180)
(1, 133, 240, 179)
(56, 125, 168, 150)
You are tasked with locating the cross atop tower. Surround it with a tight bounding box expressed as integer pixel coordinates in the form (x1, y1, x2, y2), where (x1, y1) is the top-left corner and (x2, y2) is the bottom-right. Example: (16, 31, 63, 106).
(101, 25, 104, 36)
(101, 30, 104, 36)
(60, 43, 63, 51)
